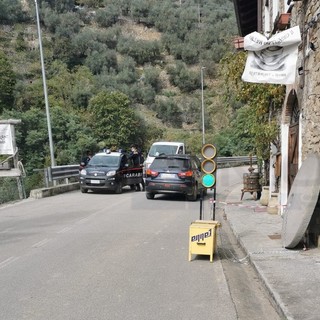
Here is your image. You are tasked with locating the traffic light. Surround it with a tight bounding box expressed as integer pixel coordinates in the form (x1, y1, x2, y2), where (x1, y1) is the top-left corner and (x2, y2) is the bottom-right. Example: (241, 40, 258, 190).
(201, 144, 217, 188)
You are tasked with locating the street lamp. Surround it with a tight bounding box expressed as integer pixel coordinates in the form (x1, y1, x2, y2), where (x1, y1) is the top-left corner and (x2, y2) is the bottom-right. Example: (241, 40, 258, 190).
(201, 67, 206, 145)
(34, 0, 55, 167)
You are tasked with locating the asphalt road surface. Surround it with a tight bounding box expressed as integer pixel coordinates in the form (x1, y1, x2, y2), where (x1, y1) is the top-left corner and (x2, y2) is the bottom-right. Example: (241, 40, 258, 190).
(0, 167, 281, 320)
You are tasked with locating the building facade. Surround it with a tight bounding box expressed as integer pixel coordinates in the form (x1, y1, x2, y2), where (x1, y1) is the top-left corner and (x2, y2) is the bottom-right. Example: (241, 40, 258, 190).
(233, 0, 320, 213)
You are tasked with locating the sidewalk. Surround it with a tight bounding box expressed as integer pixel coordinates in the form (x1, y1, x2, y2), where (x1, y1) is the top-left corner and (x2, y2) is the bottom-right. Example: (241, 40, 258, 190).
(223, 183, 320, 320)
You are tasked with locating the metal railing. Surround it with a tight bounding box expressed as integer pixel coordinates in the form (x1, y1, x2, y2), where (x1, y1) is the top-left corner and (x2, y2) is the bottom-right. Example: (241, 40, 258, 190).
(49, 165, 79, 182)
(216, 156, 257, 167)
(36, 164, 80, 187)
(42, 156, 257, 186)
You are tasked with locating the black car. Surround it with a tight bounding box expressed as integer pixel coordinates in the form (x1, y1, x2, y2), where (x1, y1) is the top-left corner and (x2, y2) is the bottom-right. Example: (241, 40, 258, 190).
(145, 154, 206, 201)
(79, 152, 143, 194)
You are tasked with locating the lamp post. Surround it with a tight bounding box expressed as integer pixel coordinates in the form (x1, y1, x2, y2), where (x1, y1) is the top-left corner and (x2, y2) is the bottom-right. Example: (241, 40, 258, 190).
(201, 67, 206, 145)
(34, 0, 55, 167)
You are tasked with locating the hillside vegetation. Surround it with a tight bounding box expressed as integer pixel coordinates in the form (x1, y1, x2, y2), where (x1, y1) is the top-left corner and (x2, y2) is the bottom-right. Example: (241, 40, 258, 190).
(0, 0, 241, 197)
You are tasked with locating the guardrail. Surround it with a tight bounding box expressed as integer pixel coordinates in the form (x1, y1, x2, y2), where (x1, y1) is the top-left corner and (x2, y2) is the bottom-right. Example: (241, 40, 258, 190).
(216, 156, 257, 167)
(43, 156, 257, 185)
(35, 165, 79, 187)
(49, 165, 79, 182)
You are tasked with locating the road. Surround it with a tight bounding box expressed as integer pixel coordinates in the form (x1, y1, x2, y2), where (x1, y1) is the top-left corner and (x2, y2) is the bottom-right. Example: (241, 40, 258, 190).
(0, 167, 281, 320)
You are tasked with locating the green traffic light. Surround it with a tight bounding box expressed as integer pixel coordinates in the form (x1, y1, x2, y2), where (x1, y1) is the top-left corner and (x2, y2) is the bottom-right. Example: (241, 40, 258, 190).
(202, 174, 215, 188)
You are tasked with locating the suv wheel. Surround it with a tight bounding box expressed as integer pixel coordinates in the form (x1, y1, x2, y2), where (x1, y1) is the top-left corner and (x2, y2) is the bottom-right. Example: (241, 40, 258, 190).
(186, 184, 197, 201)
(146, 192, 155, 199)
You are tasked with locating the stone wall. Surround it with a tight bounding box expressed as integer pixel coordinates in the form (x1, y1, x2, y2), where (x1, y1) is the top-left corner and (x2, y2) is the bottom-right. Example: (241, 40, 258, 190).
(293, 1, 320, 157)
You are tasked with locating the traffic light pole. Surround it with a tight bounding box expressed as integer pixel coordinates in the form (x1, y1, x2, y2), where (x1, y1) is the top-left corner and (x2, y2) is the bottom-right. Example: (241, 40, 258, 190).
(212, 187, 216, 220)
(199, 189, 204, 220)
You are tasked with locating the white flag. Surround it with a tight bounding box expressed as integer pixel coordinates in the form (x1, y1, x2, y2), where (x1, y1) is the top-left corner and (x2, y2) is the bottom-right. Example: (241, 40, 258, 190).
(242, 26, 301, 85)
(0, 124, 14, 155)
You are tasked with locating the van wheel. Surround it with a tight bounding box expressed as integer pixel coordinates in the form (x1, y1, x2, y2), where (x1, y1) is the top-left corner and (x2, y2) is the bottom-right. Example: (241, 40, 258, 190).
(146, 192, 154, 199)
(115, 181, 123, 194)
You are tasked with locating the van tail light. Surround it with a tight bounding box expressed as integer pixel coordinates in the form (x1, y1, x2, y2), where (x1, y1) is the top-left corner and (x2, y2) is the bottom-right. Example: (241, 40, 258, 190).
(178, 170, 193, 178)
(146, 169, 159, 178)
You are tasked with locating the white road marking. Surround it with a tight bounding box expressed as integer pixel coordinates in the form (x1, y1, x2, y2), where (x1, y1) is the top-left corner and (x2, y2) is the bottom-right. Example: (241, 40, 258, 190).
(0, 227, 14, 233)
(77, 217, 90, 224)
(32, 238, 51, 248)
(57, 226, 73, 234)
(0, 256, 19, 269)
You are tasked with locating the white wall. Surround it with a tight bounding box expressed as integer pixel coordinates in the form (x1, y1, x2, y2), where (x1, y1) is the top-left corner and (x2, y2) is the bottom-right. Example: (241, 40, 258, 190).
(272, 0, 279, 22)
(264, 3, 271, 36)
(280, 124, 289, 215)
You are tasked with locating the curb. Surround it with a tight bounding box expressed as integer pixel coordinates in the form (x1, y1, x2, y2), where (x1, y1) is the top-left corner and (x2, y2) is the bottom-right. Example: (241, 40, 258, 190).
(29, 182, 79, 199)
(224, 184, 290, 320)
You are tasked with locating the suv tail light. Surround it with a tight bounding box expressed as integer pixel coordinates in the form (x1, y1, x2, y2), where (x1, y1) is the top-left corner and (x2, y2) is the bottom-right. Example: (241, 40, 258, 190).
(146, 169, 159, 178)
(178, 170, 193, 178)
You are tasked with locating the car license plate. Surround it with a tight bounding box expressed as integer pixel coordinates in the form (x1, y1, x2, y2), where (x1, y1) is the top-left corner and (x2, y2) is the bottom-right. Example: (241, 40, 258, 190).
(161, 173, 175, 179)
(90, 180, 101, 184)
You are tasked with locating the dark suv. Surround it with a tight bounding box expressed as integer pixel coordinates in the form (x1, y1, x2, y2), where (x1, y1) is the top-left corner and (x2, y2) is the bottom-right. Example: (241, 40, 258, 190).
(145, 154, 205, 201)
(79, 152, 143, 194)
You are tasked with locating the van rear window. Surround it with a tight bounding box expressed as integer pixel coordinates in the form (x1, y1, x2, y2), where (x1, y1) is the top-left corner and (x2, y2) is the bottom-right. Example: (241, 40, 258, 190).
(148, 145, 179, 157)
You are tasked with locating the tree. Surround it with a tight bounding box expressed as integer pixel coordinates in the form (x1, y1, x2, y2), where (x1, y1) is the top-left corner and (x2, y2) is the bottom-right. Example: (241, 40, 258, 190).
(153, 97, 183, 128)
(0, 0, 24, 24)
(117, 37, 161, 65)
(75, 0, 103, 8)
(0, 51, 16, 112)
(130, 0, 151, 22)
(95, 6, 119, 28)
(1, 105, 97, 170)
(47, 61, 95, 110)
(87, 91, 143, 148)
(220, 51, 285, 160)
(167, 62, 200, 93)
(44, 0, 75, 13)
(84, 49, 117, 75)
(144, 67, 161, 93)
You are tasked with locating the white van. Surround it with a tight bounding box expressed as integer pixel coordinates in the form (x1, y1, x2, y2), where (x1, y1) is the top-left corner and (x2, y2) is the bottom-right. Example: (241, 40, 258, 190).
(144, 141, 185, 169)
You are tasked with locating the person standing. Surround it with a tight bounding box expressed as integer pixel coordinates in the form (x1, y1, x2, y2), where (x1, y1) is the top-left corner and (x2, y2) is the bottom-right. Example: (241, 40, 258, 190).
(79, 150, 92, 170)
(129, 145, 145, 191)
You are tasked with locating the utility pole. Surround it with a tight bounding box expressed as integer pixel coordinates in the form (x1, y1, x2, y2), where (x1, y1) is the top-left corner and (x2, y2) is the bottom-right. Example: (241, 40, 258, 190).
(201, 67, 206, 145)
(34, 0, 55, 167)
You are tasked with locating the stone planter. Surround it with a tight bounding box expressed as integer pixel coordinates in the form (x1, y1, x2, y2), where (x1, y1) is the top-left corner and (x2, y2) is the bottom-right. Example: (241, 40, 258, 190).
(260, 186, 270, 206)
(267, 192, 279, 215)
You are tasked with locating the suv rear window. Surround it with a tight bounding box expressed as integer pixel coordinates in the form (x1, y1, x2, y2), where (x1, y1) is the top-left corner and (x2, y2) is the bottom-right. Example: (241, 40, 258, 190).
(151, 157, 190, 170)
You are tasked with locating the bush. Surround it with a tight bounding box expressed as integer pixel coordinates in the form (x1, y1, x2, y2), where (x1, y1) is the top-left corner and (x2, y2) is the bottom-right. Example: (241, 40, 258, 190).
(167, 62, 200, 93)
(0, 178, 22, 204)
(117, 37, 161, 65)
(95, 6, 119, 28)
(153, 97, 183, 128)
